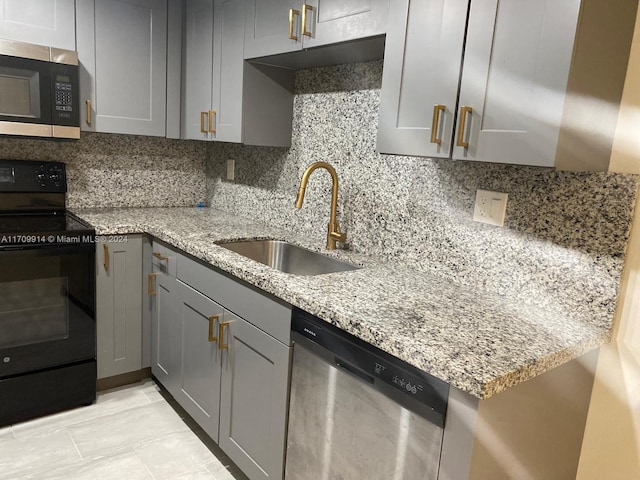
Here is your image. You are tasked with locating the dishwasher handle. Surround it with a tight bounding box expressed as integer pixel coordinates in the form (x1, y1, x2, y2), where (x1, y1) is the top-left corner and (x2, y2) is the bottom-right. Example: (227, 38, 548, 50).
(335, 358, 374, 385)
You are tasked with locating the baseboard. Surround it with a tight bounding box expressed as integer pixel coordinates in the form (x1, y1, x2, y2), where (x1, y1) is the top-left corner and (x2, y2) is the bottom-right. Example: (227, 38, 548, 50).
(97, 367, 152, 392)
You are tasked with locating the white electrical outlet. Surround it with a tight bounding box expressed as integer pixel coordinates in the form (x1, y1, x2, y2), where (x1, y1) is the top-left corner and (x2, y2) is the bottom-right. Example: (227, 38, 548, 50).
(473, 189, 508, 226)
(226, 159, 235, 181)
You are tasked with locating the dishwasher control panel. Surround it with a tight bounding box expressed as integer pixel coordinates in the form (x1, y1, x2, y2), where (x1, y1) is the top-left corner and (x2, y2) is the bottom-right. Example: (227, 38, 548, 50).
(292, 307, 449, 428)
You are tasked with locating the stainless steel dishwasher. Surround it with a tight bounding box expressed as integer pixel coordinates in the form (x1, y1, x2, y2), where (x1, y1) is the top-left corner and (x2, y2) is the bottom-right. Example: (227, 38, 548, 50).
(285, 308, 449, 480)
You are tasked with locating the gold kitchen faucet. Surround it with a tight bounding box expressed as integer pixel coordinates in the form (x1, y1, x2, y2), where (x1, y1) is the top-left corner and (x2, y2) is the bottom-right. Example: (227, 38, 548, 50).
(295, 161, 347, 250)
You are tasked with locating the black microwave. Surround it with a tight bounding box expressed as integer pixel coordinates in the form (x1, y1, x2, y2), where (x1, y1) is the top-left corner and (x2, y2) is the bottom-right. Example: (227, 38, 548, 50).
(0, 39, 80, 139)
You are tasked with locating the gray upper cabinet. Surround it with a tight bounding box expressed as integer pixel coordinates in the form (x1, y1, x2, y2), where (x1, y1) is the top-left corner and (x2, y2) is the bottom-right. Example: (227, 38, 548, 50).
(0, 0, 76, 50)
(302, 0, 389, 49)
(96, 236, 143, 380)
(377, 0, 467, 158)
(243, 0, 300, 58)
(244, 0, 389, 59)
(452, 0, 581, 167)
(182, 0, 245, 143)
(183, 0, 215, 140)
(76, 0, 168, 136)
(219, 310, 291, 480)
(378, 0, 582, 168)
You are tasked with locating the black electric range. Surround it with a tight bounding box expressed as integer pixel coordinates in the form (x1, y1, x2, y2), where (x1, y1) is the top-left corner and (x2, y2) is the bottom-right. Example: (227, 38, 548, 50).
(0, 159, 97, 427)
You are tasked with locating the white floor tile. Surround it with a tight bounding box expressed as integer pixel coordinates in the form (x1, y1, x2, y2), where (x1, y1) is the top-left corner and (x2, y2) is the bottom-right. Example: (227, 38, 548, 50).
(18, 451, 154, 480)
(68, 401, 190, 458)
(1, 381, 247, 480)
(12, 383, 152, 439)
(134, 430, 216, 480)
(0, 430, 82, 480)
(168, 466, 217, 480)
(0, 425, 13, 439)
(206, 461, 240, 480)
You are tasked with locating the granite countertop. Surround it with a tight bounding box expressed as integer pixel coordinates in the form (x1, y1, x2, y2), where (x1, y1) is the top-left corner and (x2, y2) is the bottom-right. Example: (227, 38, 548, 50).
(73, 206, 611, 399)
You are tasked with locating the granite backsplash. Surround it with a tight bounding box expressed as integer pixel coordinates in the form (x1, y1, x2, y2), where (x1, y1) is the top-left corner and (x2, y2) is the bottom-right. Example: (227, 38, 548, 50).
(207, 60, 640, 324)
(0, 132, 207, 208)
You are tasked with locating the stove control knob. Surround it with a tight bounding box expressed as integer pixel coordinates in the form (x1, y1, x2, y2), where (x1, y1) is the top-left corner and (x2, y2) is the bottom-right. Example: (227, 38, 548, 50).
(3, 357, 9, 363)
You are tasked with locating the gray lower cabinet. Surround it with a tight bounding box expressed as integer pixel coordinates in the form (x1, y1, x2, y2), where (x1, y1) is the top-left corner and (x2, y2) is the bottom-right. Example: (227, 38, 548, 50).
(174, 280, 223, 440)
(219, 310, 291, 480)
(96, 236, 143, 379)
(150, 249, 181, 395)
(0, 0, 76, 50)
(150, 240, 292, 480)
(76, 0, 172, 136)
(244, 0, 389, 59)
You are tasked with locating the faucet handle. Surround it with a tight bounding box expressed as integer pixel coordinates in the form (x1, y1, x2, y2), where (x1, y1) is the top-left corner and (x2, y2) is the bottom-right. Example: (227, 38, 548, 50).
(327, 221, 347, 249)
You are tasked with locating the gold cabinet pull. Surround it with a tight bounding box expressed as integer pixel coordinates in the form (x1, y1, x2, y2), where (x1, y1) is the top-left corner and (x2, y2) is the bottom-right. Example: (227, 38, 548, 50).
(456, 106, 473, 148)
(430, 104, 445, 144)
(86, 100, 92, 126)
(208, 110, 216, 134)
(200, 111, 207, 133)
(301, 4, 313, 37)
(103, 244, 109, 270)
(288, 9, 300, 40)
(148, 272, 159, 296)
(208, 314, 220, 342)
(153, 252, 169, 262)
(218, 321, 231, 350)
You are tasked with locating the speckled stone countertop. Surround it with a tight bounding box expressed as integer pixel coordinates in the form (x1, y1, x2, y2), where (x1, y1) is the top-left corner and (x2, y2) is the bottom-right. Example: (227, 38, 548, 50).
(74, 207, 613, 399)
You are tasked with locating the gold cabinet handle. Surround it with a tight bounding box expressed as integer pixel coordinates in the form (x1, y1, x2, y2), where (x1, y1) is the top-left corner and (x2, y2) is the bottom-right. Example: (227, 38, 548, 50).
(103, 244, 109, 270)
(301, 4, 313, 37)
(431, 104, 445, 145)
(456, 106, 473, 148)
(148, 272, 159, 296)
(208, 314, 220, 342)
(200, 111, 207, 133)
(208, 110, 216, 134)
(288, 9, 300, 40)
(86, 100, 92, 126)
(218, 321, 231, 350)
(153, 252, 169, 262)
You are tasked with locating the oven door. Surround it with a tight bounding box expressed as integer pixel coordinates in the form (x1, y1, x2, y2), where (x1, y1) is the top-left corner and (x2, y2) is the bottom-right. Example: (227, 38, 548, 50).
(0, 53, 52, 137)
(0, 243, 95, 378)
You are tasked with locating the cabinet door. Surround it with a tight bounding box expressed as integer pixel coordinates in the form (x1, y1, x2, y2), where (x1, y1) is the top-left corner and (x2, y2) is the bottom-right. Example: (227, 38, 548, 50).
(182, 0, 214, 140)
(96, 237, 143, 379)
(301, 0, 389, 49)
(151, 268, 181, 395)
(175, 281, 224, 442)
(244, 0, 301, 59)
(452, 0, 581, 166)
(211, 0, 245, 143)
(76, 0, 168, 136)
(0, 0, 76, 50)
(219, 312, 291, 480)
(377, 0, 467, 158)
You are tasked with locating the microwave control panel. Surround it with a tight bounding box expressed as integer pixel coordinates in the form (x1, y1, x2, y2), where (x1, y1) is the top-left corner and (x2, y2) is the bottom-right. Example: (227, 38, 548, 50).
(54, 77, 73, 116)
(50, 64, 79, 126)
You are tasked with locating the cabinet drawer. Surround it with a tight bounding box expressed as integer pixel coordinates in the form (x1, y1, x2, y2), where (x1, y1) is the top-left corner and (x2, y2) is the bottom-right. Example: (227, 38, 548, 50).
(177, 253, 292, 345)
(151, 241, 177, 277)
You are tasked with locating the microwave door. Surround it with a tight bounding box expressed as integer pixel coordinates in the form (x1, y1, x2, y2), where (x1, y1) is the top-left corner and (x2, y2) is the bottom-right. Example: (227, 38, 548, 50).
(0, 54, 52, 137)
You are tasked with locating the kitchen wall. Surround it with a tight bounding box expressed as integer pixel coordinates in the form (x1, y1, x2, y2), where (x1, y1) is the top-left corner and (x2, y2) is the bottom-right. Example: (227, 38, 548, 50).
(0, 132, 207, 208)
(578, 1, 640, 476)
(207, 60, 639, 328)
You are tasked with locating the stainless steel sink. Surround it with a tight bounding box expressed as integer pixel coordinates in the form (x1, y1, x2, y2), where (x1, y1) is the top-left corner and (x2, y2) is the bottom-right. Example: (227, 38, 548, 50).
(216, 239, 359, 276)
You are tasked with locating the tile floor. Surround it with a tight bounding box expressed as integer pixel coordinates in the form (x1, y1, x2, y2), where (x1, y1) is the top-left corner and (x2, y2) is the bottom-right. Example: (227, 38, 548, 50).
(0, 380, 248, 480)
